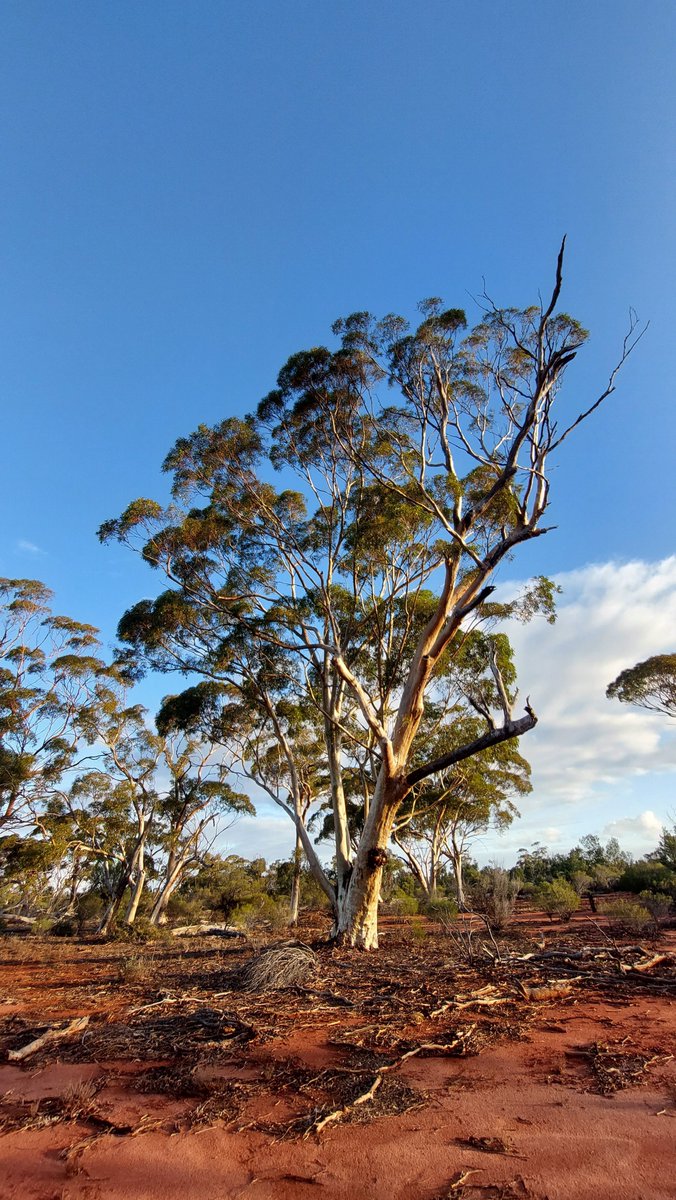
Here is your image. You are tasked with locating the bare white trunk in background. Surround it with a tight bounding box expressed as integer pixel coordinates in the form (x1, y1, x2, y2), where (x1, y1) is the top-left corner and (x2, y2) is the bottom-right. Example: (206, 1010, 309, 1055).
(288, 827, 302, 925)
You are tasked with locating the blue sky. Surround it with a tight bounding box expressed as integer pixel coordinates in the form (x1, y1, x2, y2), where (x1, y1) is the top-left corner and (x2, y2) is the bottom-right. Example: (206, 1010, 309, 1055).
(1, 1, 674, 862)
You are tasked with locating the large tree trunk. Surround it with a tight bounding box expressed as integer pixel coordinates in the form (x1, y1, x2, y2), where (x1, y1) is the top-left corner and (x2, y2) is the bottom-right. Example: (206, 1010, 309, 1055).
(333, 773, 404, 949)
(149, 863, 184, 924)
(325, 712, 352, 913)
(98, 881, 128, 935)
(449, 830, 467, 908)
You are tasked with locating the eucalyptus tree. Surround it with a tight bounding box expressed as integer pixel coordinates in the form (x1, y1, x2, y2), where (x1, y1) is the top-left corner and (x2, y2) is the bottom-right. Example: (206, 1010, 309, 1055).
(101, 246, 639, 947)
(0, 578, 105, 833)
(147, 730, 252, 925)
(74, 689, 164, 931)
(607, 655, 676, 718)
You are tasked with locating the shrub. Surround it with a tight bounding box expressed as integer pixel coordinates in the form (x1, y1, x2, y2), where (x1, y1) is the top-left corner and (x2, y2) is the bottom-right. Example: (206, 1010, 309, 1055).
(599, 899, 652, 936)
(409, 916, 428, 941)
(165, 894, 208, 925)
(424, 896, 459, 921)
(570, 871, 595, 896)
(237, 894, 288, 933)
(117, 953, 155, 983)
(639, 890, 673, 922)
(535, 878, 581, 921)
(617, 860, 676, 899)
(107, 918, 171, 943)
(75, 891, 105, 931)
(49, 916, 78, 937)
(385, 891, 419, 916)
(472, 868, 520, 931)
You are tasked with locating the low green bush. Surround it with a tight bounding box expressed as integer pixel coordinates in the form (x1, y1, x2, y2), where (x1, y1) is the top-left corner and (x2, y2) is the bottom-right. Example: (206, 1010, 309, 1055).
(386, 891, 419, 916)
(617, 860, 676, 899)
(638, 890, 673, 922)
(599, 898, 653, 935)
(237, 894, 289, 933)
(424, 896, 459, 920)
(534, 878, 581, 921)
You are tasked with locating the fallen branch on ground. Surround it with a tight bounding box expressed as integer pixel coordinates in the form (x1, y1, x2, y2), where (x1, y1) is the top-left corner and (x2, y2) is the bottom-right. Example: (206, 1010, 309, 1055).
(8, 1016, 90, 1062)
(307, 1025, 477, 1137)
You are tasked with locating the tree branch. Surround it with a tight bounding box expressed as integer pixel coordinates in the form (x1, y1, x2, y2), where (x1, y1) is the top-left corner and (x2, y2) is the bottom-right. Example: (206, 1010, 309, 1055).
(405, 703, 537, 788)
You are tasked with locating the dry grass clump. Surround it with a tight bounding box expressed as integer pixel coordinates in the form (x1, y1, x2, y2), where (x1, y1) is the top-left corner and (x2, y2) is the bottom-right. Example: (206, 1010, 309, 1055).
(0, 1079, 102, 1133)
(117, 952, 156, 984)
(232, 941, 316, 992)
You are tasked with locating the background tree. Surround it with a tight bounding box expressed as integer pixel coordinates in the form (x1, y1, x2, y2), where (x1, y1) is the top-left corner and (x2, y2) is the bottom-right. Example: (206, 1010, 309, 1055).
(148, 730, 252, 924)
(607, 654, 676, 718)
(102, 246, 640, 947)
(0, 578, 103, 833)
(392, 734, 529, 907)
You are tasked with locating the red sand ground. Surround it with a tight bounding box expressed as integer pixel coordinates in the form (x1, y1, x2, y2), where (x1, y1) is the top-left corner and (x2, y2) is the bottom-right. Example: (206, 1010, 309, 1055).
(0, 914, 674, 1200)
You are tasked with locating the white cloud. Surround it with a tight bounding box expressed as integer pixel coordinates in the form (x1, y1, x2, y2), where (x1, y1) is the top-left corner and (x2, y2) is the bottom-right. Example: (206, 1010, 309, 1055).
(17, 539, 44, 555)
(501, 556, 676, 797)
(462, 556, 676, 860)
(603, 810, 664, 846)
(542, 827, 562, 844)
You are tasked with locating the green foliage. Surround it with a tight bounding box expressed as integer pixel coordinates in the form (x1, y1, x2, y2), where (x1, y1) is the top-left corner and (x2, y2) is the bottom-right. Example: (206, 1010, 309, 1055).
(617, 859, 676, 899)
(238, 893, 289, 933)
(638, 890, 673, 922)
(599, 899, 653, 936)
(655, 824, 676, 872)
(0, 578, 105, 833)
(607, 654, 676, 718)
(97, 264, 607, 948)
(178, 853, 267, 923)
(516, 835, 629, 889)
(534, 877, 581, 921)
(386, 890, 419, 916)
(423, 895, 458, 921)
(409, 915, 428, 941)
(267, 859, 331, 912)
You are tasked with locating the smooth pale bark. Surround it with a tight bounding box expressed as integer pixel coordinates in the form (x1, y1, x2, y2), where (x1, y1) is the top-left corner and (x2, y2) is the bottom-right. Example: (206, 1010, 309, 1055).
(450, 843, 466, 909)
(329, 696, 537, 947)
(333, 771, 406, 949)
(123, 822, 149, 925)
(288, 828, 302, 925)
(98, 881, 127, 935)
(324, 694, 353, 911)
(124, 864, 145, 924)
(149, 858, 184, 924)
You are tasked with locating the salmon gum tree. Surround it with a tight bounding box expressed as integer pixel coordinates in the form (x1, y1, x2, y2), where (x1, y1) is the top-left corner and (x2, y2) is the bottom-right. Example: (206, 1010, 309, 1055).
(100, 244, 641, 949)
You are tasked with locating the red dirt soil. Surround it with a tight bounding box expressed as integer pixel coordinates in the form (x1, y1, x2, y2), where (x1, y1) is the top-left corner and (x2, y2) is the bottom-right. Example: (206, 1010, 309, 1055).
(1, 913, 674, 1200)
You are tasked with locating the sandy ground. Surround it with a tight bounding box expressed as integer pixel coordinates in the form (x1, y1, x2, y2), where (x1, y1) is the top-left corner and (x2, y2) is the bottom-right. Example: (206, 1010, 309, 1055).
(0, 914, 674, 1200)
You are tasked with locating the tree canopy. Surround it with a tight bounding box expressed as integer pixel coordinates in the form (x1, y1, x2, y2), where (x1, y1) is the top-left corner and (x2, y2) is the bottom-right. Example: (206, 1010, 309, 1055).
(100, 245, 639, 947)
(607, 654, 676, 718)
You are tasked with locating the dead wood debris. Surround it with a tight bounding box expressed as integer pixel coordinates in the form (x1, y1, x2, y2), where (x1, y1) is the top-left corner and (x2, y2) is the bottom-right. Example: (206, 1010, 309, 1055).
(2, 924, 674, 1145)
(303, 1026, 476, 1137)
(567, 1037, 674, 1095)
(0, 1079, 160, 1139)
(456, 1135, 524, 1157)
(7, 1015, 90, 1061)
